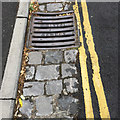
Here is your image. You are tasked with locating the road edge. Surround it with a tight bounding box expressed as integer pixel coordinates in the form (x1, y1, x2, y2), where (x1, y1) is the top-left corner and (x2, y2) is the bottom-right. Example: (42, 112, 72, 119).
(0, 0, 30, 119)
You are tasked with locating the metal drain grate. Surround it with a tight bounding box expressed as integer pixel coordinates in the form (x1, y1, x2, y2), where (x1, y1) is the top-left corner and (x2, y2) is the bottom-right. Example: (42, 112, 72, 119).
(27, 11, 80, 50)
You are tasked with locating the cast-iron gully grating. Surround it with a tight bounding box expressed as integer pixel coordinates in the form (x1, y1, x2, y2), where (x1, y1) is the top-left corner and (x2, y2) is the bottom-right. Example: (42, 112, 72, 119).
(27, 11, 80, 50)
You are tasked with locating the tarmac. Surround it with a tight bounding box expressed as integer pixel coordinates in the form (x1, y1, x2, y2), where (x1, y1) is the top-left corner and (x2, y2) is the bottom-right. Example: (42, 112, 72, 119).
(87, 2, 119, 118)
(1, 2, 18, 88)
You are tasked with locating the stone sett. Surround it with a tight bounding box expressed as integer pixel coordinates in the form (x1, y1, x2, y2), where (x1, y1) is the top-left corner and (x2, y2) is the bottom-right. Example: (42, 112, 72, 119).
(64, 78, 79, 93)
(69, 102, 79, 115)
(64, 49, 78, 63)
(46, 80, 63, 95)
(57, 96, 79, 115)
(35, 65, 60, 81)
(19, 100, 33, 118)
(47, 3, 63, 12)
(28, 51, 42, 64)
(52, 112, 73, 119)
(45, 50, 63, 64)
(56, 0, 74, 2)
(64, 3, 71, 11)
(62, 64, 77, 78)
(25, 66, 35, 80)
(36, 96, 53, 116)
(23, 82, 44, 96)
(39, 5, 45, 11)
(38, 0, 56, 3)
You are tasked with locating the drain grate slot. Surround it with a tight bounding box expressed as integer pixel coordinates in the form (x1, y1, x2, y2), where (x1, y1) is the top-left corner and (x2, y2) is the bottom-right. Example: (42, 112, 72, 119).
(32, 31, 75, 38)
(27, 11, 80, 50)
(34, 19, 73, 24)
(34, 11, 74, 16)
(33, 23, 74, 28)
(33, 27, 75, 32)
(34, 15, 73, 20)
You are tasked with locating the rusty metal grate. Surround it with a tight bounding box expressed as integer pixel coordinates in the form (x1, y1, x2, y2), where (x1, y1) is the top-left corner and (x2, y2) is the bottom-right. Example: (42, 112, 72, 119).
(27, 11, 80, 50)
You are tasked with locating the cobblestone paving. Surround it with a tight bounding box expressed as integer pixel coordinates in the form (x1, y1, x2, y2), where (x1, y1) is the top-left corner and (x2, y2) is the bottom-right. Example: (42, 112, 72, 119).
(19, 2, 80, 119)
(38, 1, 73, 12)
(20, 49, 80, 119)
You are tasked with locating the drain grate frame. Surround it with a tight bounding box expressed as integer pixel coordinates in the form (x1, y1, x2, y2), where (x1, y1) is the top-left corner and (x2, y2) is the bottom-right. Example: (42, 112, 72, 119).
(27, 11, 80, 50)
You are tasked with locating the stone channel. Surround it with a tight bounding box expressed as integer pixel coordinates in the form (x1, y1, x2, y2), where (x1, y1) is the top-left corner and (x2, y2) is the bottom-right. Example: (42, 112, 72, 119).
(17, 1, 81, 119)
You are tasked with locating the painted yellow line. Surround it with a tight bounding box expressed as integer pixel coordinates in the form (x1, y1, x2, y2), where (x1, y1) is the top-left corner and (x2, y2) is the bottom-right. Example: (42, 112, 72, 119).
(73, 1, 94, 118)
(81, 0, 110, 119)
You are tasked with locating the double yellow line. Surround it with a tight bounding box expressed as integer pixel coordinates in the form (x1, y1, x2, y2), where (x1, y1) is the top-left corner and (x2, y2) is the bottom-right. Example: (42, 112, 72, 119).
(73, 0, 110, 119)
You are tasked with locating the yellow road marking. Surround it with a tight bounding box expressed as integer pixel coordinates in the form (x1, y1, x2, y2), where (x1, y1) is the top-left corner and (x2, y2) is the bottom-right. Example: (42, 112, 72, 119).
(81, 0, 110, 119)
(73, 1, 94, 118)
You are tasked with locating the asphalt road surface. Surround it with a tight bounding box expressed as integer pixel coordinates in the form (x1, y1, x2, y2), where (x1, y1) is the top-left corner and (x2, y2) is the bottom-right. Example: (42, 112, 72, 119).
(1, 2, 19, 88)
(78, 2, 119, 119)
